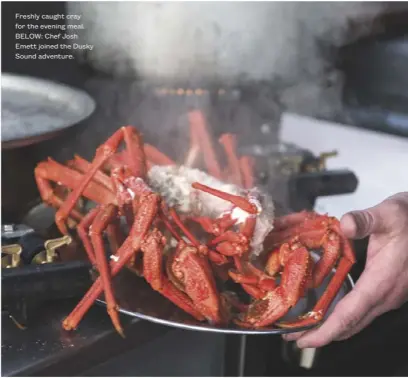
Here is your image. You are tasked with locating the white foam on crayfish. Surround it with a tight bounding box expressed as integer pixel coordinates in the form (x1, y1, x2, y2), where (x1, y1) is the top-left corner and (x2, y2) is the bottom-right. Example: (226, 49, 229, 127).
(147, 165, 275, 256)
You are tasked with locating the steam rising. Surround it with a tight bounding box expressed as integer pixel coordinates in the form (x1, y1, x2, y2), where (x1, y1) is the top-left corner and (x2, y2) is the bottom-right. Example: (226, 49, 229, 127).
(68, 2, 383, 117)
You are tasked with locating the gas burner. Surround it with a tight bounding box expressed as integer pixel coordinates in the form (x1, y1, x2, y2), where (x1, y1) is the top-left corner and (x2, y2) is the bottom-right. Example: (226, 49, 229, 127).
(1, 216, 92, 326)
(1, 226, 72, 269)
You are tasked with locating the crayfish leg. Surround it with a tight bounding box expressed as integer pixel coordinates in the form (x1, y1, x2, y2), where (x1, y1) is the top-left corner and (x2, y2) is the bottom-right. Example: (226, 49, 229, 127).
(187, 110, 223, 180)
(218, 133, 243, 187)
(141, 229, 166, 291)
(67, 154, 114, 191)
(235, 246, 312, 328)
(76, 207, 99, 266)
(62, 193, 160, 333)
(55, 126, 146, 234)
(277, 256, 354, 329)
(234, 286, 289, 328)
(172, 245, 225, 324)
(159, 277, 206, 321)
(34, 160, 111, 222)
(312, 230, 341, 287)
(144, 144, 176, 166)
(239, 156, 255, 189)
(89, 204, 124, 337)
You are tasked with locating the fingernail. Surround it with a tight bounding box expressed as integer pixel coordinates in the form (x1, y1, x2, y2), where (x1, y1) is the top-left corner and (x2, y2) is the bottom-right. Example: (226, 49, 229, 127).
(347, 210, 374, 239)
(340, 213, 359, 238)
(351, 212, 367, 237)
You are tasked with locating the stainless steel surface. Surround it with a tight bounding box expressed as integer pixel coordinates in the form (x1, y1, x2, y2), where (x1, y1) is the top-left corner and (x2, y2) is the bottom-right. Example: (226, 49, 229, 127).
(1, 73, 96, 149)
(1, 299, 171, 376)
(97, 252, 354, 335)
(1, 300, 125, 376)
(78, 328, 226, 377)
(237, 335, 247, 377)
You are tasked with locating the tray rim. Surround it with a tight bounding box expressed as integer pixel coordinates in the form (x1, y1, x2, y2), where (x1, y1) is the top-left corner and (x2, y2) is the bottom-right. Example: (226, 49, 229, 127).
(96, 260, 355, 336)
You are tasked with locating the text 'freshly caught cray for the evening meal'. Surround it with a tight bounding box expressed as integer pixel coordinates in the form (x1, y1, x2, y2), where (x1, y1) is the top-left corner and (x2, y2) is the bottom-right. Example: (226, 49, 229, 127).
(34, 110, 356, 336)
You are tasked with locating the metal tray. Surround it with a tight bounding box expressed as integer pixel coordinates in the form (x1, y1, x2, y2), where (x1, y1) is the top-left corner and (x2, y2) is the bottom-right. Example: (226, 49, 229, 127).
(96, 251, 354, 335)
(1, 73, 96, 149)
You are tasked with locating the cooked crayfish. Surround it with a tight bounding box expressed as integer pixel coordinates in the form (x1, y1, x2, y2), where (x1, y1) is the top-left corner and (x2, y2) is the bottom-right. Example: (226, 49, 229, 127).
(232, 211, 356, 328)
(33, 110, 355, 333)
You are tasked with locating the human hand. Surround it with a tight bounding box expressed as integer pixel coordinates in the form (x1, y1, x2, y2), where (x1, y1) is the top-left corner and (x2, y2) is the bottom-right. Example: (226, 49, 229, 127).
(283, 192, 408, 349)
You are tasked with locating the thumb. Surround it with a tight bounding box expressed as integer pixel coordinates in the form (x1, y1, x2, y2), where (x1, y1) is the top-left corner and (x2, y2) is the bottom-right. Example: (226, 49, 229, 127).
(340, 207, 384, 239)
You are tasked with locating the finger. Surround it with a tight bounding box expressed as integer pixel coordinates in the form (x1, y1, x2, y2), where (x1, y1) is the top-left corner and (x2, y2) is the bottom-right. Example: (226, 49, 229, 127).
(335, 288, 405, 341)
(296, 284, 375, 349)
(282, 331, 306, 342)
(335, 304, 386, 341)
(340, 194, 405, 240)
(282, 296, 377, 344)
(340, 209, 382, 240)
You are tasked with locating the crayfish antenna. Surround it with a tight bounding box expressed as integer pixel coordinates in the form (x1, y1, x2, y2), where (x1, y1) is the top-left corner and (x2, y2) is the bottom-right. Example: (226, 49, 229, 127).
(192, 182, 258, 214)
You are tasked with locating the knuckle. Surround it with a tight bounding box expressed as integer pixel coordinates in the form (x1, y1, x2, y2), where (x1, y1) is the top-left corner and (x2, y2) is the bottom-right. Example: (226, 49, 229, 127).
(386, 288, 407, 311)
(364, 283, 387, 306)
(380, 197, 408, 231)
(351, 284, 378, 312)
(384, 198, 407, 218)
(378, 293, 399, 312)
(337, 310, 359, 331)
